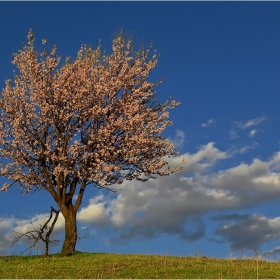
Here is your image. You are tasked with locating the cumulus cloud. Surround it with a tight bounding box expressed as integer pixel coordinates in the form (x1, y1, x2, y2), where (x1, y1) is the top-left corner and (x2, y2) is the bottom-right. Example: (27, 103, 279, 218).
(179, 215, 205, 241)
(215, 214, 280, 250)
(2, 142, 280, 252)
(268, 151, 280, 172)
(12, 213, 65, 235)
(165, 142, 229, 174)
(0, 212, 65, 253)
(101, 144, 280, 244)
(0, 217, 16, 251)
(77, 194, 109, 228)
(201, 118, 215, 128)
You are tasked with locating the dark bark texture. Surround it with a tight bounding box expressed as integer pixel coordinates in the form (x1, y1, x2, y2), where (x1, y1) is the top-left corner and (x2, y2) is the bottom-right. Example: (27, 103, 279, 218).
(61, 209, 78, 254)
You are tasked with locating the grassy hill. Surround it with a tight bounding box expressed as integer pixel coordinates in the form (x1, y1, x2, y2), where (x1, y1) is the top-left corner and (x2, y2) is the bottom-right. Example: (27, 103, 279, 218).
(1, 251, 280, 278)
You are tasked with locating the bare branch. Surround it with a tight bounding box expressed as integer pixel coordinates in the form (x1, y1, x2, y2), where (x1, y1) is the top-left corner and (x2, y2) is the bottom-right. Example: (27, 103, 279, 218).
(12, 206, 60, 257)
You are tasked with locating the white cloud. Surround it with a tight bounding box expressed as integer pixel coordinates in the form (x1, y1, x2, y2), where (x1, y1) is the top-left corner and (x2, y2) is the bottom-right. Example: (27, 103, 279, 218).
(249, 129, 257, 137)
(230, 141, 258, 155)
(102, 144, 280, 244)
(236, 116, 266, 129)
(267, 151, 280, 172)
(201, 118, 215, 128)
(0, 218, 14, 231)
(229, 130, 239, 140)
(230, 117, 266, 140)
(0, 212, 65, 253)
(266, 246, 280, 256)
(249, 129, 263, 138)
(165, 142, 229, 174)
(77, 194, 109, 227)
(0, 217, 16, 252)
(2, 142, 280, 251)
(84, 143, 280, 242)
(169, 130, 185, 148)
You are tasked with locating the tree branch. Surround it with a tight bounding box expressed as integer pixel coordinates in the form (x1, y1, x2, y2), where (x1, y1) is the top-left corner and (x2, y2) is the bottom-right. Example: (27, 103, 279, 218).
(12, 206, 60, 257)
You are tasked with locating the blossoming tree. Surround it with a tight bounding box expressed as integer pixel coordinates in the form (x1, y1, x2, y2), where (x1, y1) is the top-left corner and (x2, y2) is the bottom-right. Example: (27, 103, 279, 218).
(0, 30, 182, 254)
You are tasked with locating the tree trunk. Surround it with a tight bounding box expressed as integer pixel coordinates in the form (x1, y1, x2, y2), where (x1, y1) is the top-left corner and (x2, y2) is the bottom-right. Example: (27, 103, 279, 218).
(61, 209, 77, 255)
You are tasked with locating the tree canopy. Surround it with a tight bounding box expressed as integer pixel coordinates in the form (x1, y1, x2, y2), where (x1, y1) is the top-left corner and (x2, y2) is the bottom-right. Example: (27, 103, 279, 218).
(0, 30, 182, 254)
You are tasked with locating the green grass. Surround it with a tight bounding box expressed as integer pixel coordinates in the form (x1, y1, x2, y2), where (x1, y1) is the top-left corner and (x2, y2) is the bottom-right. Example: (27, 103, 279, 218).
(1, 251, 280, 278)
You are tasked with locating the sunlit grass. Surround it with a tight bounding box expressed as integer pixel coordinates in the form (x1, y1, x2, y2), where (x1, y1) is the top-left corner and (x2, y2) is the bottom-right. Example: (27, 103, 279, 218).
(1, 251, 280, 278)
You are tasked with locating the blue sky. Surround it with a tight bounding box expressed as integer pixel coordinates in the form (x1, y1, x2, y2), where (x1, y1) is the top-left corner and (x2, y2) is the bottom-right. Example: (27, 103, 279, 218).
(1, 1, 280, 259)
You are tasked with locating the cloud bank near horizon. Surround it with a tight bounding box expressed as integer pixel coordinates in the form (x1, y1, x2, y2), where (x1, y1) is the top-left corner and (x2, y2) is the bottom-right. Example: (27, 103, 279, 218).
(1, 137, 280, 254)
